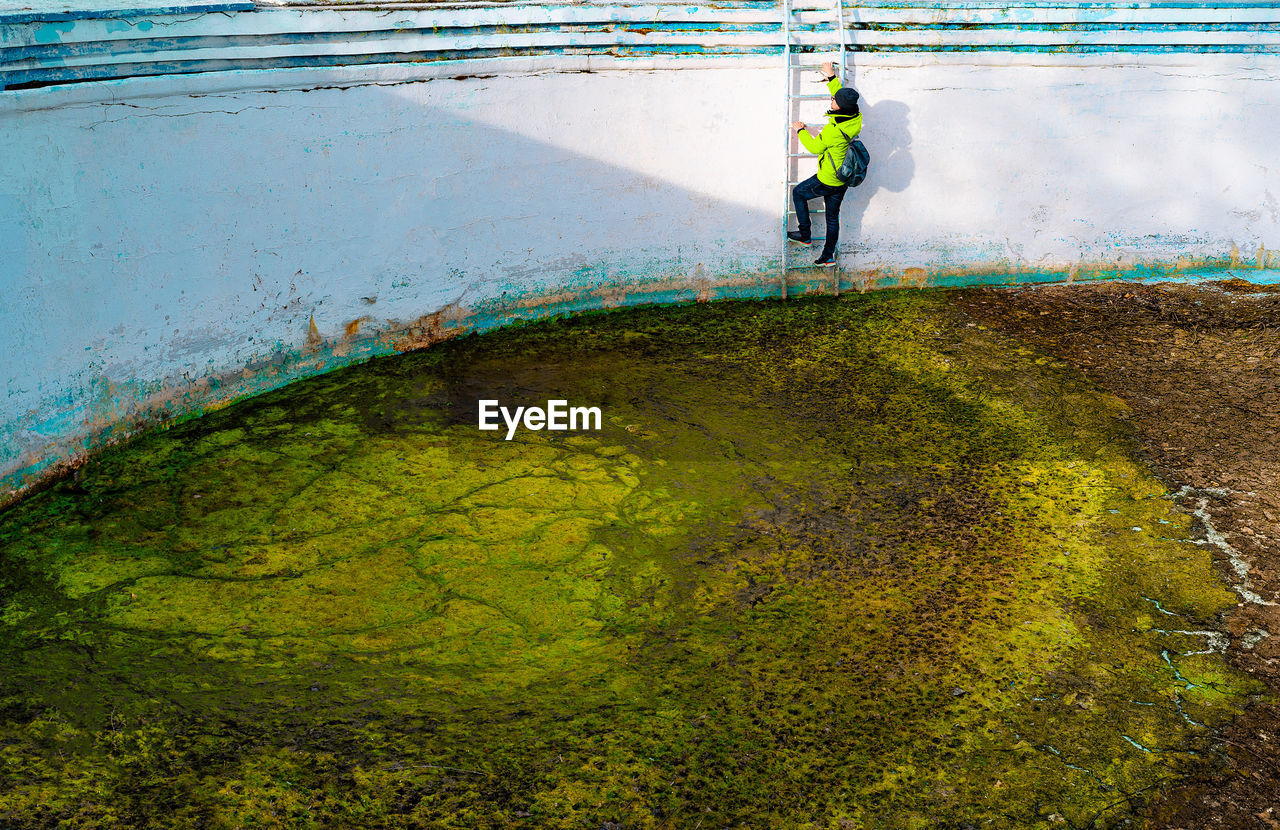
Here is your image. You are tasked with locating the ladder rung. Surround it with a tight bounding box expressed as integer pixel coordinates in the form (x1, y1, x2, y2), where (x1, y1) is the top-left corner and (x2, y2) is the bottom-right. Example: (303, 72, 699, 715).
(787, 209, 827, 214)
(787, 236, 828, 241)
(787, 153, 818, 158)
(790, 94, 833, 101)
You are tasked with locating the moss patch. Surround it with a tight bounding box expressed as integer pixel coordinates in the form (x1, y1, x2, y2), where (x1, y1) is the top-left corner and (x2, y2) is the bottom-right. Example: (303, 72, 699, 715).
(0, 292, 1261, 828)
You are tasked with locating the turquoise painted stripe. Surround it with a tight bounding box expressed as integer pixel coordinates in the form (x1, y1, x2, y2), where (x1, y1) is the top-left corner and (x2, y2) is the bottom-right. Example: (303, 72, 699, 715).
(1, 45, 783, 88)
(13, 20, 1280, 64)
(7, 41, 1280, 90)
(9, 2, 1280, 90)
(0, 1, 250, 24)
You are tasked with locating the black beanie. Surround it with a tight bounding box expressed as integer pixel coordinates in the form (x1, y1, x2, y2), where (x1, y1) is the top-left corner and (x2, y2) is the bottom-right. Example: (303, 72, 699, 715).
(834, 87, 860, 114)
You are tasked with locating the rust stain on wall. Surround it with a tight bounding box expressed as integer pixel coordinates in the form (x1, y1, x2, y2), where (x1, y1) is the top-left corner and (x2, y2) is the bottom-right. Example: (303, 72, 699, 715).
(345, 317, 370, 339)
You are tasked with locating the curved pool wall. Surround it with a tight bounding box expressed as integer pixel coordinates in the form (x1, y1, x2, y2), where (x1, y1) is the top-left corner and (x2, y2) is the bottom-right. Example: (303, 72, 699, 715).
(3, 2, 1280, 503)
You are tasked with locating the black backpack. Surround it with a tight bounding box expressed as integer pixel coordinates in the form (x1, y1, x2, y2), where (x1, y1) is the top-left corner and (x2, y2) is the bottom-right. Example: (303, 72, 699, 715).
(833, 124, 870, 187)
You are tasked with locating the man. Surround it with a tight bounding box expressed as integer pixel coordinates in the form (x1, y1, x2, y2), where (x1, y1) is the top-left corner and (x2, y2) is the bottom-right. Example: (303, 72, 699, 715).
(789, 61, 862, 267)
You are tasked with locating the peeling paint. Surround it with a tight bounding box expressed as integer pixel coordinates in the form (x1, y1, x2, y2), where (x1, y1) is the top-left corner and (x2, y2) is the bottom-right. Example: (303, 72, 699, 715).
(6, 261, 1280, 509)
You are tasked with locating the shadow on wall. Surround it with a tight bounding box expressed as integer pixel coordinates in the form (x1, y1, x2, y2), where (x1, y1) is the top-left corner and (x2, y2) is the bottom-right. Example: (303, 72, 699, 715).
(847, 59, 1280, 271)
(843, 98, 914, 262)
(0, 69, 806, 498)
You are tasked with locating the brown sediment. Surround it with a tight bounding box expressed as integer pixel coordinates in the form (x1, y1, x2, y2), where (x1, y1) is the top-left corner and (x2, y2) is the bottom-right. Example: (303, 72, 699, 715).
(954, 279, 1280, 828)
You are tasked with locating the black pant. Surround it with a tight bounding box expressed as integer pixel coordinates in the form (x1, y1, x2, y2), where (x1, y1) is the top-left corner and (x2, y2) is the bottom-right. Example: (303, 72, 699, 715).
(792, 175, 848, 258)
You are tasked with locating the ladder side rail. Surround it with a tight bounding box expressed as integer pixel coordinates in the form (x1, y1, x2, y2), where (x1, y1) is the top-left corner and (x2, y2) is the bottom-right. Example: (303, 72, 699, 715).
(780, 0, 795, 297)
(834, 0, 846, 294)
(837, 0, 847, 69)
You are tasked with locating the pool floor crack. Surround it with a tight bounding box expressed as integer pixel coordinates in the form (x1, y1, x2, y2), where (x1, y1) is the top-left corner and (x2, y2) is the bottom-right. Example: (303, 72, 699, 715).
(1013, 730, 1115, 792)
(1171, 484, 1277, 606)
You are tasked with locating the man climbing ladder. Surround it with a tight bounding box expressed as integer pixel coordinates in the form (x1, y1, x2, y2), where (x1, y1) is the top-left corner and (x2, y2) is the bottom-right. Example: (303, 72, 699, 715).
(788, 61, 862, 267)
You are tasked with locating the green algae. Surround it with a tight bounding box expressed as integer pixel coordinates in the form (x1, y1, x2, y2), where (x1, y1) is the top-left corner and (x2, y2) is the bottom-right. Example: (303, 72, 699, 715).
(0, 292, 1262, 828)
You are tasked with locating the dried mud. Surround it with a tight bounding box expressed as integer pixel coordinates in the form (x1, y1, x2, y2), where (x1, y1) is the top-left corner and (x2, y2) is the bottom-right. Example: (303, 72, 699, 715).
(955, 279, 1280, 829)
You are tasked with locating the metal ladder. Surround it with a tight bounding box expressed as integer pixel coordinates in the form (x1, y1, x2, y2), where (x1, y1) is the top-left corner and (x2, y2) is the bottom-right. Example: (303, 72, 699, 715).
(781, 0, 848, 298)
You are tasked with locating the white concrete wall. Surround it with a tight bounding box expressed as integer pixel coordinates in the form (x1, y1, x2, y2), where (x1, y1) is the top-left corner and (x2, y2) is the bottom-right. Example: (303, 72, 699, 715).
(3, 50, 1280, 500)
(847, 52, 1280, 274)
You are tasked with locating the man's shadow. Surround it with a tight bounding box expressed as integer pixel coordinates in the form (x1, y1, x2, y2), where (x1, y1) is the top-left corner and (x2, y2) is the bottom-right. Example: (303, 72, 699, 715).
(842, 98, 914, 267)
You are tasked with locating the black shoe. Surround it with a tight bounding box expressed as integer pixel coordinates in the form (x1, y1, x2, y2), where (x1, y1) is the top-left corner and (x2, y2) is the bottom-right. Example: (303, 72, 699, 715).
(787, 231, 811, 245)
(815, 252, 837, 267)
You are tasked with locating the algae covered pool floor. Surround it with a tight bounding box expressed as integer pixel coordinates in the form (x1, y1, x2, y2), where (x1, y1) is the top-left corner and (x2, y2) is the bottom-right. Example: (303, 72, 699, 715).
(0, 291, 1264, 829)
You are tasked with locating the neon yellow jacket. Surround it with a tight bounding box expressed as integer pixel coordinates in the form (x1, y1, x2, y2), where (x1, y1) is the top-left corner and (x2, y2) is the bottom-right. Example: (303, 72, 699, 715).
(798, 76, 863, 187)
